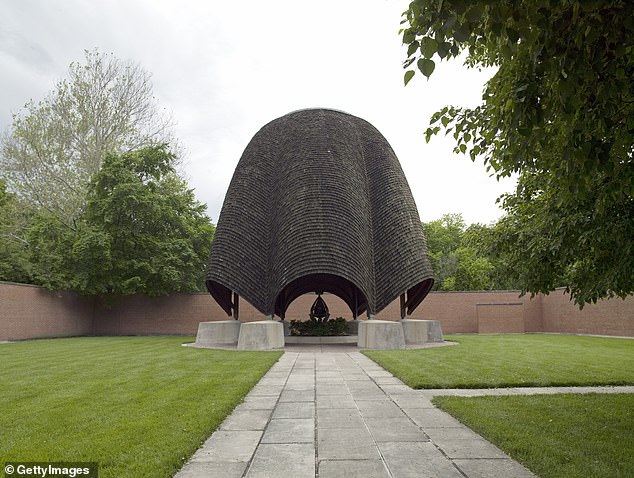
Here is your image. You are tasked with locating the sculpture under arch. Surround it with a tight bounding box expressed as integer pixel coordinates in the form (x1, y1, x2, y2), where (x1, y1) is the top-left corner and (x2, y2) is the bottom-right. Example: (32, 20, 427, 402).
(206, 108, 434, 319)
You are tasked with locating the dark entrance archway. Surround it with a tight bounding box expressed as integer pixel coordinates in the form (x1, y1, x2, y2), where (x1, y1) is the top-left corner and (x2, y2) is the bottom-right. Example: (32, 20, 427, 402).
(274, 273, 366, 320)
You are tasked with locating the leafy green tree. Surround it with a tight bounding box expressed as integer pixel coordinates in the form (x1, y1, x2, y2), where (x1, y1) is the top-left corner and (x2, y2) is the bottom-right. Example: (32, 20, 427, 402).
(423, 213, 497, 291)
(0, 179, 33, 282)
(402, 1, 633, 306)
(452, 247, 493, 291)
(26, 212, 77, 289)
(77, 145, 214, 296)
(492, 173, 633, 304)
(1, 49, 175, 228)
(423, 214, 464, 289)
(423, 213, 464, 254)
(27, 145, 214, 296)
(462, 223, 520, 291)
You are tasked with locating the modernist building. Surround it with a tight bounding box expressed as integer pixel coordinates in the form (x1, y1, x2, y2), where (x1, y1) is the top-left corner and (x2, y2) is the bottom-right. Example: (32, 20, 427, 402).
(206, 108, 434, 322)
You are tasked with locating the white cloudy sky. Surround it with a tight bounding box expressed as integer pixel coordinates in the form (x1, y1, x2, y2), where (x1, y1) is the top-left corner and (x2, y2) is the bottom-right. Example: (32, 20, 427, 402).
(0, 0, 515, 225)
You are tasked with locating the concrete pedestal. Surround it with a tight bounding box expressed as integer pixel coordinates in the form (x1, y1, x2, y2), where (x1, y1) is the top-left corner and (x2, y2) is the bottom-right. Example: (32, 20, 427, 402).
(237, 321, 285, 350)
(358, 320, 406, 349)
(346, 320, 361, 336)
(401, 319, 444, 344)
(195, 320, 241, 346)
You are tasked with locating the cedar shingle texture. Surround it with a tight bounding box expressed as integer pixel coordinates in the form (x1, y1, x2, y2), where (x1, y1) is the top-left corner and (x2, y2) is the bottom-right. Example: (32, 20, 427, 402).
(206, 109, 434, 319)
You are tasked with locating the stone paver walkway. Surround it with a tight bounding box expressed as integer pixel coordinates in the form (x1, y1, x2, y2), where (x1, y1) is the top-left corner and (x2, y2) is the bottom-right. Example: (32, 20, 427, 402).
(175, 350, 633, 478)
(179, 351, 569, 478)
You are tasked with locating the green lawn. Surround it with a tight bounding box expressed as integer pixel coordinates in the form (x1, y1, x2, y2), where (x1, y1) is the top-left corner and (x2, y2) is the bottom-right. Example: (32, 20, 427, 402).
(363, 334, 634, 388)
(0, 336, 282, 478)
(434, 393, 634, 478)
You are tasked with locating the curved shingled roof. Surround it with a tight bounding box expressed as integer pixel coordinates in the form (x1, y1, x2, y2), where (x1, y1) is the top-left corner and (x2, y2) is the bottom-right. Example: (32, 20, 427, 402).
(206, 108, 434, 319)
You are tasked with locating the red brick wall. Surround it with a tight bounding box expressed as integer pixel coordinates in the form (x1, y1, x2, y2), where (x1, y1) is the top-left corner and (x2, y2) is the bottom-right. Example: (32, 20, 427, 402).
(1, 281, 632, 340)
(414, 291, 541, 334)
(476, 303, 524, 333)
(0, 282, 93, 341)
(541, 289, 634, 337)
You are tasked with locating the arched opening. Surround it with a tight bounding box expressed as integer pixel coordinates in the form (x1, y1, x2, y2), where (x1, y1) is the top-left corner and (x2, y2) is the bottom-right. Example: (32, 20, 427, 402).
(274, 273, 368, 320)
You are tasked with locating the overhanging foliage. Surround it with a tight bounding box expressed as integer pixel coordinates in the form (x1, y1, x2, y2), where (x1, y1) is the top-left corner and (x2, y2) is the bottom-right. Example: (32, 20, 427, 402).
(401, 1, 633, 306)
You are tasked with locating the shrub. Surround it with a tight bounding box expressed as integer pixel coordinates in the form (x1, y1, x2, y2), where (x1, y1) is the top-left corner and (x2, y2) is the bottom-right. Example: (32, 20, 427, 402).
(289, 317, 347, 336)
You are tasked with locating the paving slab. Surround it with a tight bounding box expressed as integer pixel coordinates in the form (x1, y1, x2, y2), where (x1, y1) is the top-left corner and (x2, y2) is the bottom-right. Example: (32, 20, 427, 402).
(245, 443, 315, 478)
(316, 395, 356, 409)
(318, 427, 381, 460)
(379, 441, 464, 478)
(364, 417, 428, 442)
(248, 384, 283, 397)
(390, 395, 435, 409)
(272, 401, 315, 419)
(261, 418, 314, 443)
(219, 409, 272, 431)
(317, 383, 351, 396)
(175, 461, 247, 478)
(453, 458, 538, 478)
(356, 399, 405, 418)
(240, 395, 279, 410)
(187, 430, 263, 463)
(405, 408, 465, 428)
(318, 459, 390, 478)
(434, 438, 508, 459)
(280, 389, 314, 402)
(317, 408, 365, 428)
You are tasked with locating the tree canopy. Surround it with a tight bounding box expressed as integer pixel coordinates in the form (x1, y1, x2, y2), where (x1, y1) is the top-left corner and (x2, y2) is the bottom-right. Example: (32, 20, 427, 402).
(0, 50, 214, 297)
(0, 49, 175, 228)
(25, 146, 214, 296)
(422, 213, 518, 292)
(0, 179, 32, 283)
(402, 1, 633, 306)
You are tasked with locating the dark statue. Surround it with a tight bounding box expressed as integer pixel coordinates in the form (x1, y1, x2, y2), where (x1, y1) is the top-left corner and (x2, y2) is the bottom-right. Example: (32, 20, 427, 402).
(309, 294, 330, 323)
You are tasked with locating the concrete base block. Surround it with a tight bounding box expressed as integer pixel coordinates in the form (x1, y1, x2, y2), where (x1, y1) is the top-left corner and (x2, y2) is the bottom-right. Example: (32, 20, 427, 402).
(346, 320, 361, 335)
(358, 320, 406, 349)
(237, 321, 285, 350)
(196, 320, 241, 346)
(401, 319, 444, 344)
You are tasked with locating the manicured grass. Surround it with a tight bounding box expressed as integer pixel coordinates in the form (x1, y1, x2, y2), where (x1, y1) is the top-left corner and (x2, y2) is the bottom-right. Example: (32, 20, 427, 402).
(434, 393, 634, 478)
(363, 334, 634, 388)
(0, 337, 282, 478)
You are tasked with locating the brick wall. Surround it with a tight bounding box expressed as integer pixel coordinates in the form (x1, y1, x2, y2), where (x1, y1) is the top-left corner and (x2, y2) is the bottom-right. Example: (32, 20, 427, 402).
(0, 282, 93, 341)
(413, 291, 543, 334)
(541, 289, 634, 337)
(1, 281, 631, 340)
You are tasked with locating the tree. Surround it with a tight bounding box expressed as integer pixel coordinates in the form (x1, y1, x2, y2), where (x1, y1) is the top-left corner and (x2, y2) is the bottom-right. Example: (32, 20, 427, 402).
(27, 145, 215, 296)
(401, 1, 633, 306)
(422, 214, 465, 289)
(423, 213, 497, 291)
(453, 247, 493, 291)
(462, 222, 520, 291)
(0, 179, 33, 283)
(423, 213, 464, 255)
(492, 173, 633, 305)
(0, 49, 175, 228)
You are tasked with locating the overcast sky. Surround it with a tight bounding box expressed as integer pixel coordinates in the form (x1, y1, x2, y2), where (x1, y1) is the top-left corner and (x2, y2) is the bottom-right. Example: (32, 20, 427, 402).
(0, 0, 515, 225)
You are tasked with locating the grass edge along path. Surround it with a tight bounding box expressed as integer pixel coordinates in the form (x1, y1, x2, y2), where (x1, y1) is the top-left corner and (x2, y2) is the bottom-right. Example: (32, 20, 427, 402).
(362, 334, 634, 389)
(0, 336, 282, 478)
(434, 393, 634, 478)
